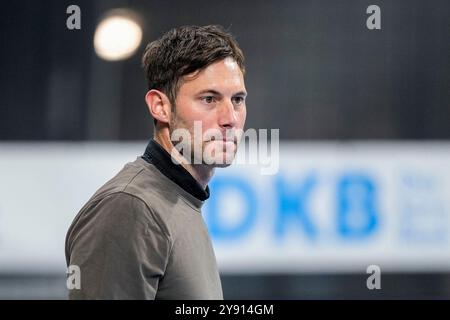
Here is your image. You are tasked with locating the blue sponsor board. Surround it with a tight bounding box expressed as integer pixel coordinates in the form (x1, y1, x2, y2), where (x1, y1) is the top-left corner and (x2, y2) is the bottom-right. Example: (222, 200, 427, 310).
(205, 171, 381, 242)
(0, 142, 448, 272)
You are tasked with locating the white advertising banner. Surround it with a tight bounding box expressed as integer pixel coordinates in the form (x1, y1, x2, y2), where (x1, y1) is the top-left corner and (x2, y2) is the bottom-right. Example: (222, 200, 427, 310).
(0, 142, 449, 273)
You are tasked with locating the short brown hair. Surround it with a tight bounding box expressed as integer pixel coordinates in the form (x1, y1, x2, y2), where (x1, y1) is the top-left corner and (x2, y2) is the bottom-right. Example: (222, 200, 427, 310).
(142, 25, 245, 124)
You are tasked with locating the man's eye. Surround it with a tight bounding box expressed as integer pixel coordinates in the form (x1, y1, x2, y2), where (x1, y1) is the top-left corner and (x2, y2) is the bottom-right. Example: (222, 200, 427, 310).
(202, 96, 215, 103)
(232, 96, 245, 105)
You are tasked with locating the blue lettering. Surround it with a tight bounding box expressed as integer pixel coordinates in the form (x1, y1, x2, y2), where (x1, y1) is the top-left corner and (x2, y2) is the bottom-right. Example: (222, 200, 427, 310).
(275, 173, 317, 240)
(206, 176, 257, 241)
(337, 174, 379, 239)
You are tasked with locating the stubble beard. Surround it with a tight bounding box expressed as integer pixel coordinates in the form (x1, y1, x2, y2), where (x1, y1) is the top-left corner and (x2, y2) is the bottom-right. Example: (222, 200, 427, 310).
(169, 113, 238, 167)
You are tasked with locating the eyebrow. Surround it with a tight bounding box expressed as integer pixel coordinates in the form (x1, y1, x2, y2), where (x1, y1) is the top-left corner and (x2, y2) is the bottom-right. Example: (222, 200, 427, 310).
(196, 89, 247, 97)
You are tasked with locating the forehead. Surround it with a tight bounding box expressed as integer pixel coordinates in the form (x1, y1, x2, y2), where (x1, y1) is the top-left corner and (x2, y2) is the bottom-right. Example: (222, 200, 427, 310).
(179, 57, 245, 94)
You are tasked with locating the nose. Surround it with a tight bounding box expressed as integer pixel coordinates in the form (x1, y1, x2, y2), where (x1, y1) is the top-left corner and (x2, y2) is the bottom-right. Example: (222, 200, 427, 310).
(218, 99, 237, 129)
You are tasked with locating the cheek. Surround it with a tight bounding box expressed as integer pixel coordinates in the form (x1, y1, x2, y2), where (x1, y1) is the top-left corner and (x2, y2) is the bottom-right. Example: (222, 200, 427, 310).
(172, 103, 200, 130)
(178, 100, 212, 123)
(178, 107, 216, 136)
(189, 107, 217, 129)
(238, 108, 247, 127)
(199, 119, 217, 134)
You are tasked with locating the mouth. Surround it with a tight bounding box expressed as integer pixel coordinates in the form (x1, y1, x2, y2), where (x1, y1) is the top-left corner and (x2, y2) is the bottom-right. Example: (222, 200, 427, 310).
(206, 137, 237, 143)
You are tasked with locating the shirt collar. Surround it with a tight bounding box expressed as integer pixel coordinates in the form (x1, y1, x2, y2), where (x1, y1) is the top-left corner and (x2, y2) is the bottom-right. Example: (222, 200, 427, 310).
(141, 139, 210, 201)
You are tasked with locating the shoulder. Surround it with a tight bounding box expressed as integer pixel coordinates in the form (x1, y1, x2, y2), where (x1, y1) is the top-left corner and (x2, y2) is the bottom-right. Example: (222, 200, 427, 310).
(67, 191, 171, 247)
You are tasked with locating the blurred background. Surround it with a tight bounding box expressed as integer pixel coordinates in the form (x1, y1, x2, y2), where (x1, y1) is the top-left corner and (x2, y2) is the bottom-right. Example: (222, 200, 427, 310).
(0, 0, 449, 299)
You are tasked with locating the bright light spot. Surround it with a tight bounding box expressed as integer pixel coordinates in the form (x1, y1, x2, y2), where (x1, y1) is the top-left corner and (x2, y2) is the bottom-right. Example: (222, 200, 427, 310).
(94, 12, 143, 61)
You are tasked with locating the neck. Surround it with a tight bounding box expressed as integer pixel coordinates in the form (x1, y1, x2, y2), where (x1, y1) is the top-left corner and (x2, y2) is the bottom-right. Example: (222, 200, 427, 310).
(154, 131, 214, 189)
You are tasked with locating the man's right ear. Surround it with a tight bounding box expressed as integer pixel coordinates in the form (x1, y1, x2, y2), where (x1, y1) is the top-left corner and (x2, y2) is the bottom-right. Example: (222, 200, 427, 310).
(145, 90, 172, 125)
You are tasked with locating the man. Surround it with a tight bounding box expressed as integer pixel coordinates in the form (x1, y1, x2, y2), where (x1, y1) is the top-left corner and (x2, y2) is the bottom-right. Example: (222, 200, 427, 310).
(65, 25, 247, 299)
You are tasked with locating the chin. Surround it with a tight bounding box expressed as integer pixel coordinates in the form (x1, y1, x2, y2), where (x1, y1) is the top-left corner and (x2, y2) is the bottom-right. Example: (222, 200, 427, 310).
(213, 162, 233, 168)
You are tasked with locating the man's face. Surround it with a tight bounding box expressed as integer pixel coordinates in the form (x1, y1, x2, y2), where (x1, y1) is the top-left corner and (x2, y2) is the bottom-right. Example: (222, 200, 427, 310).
(169, 57, 247, 167)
